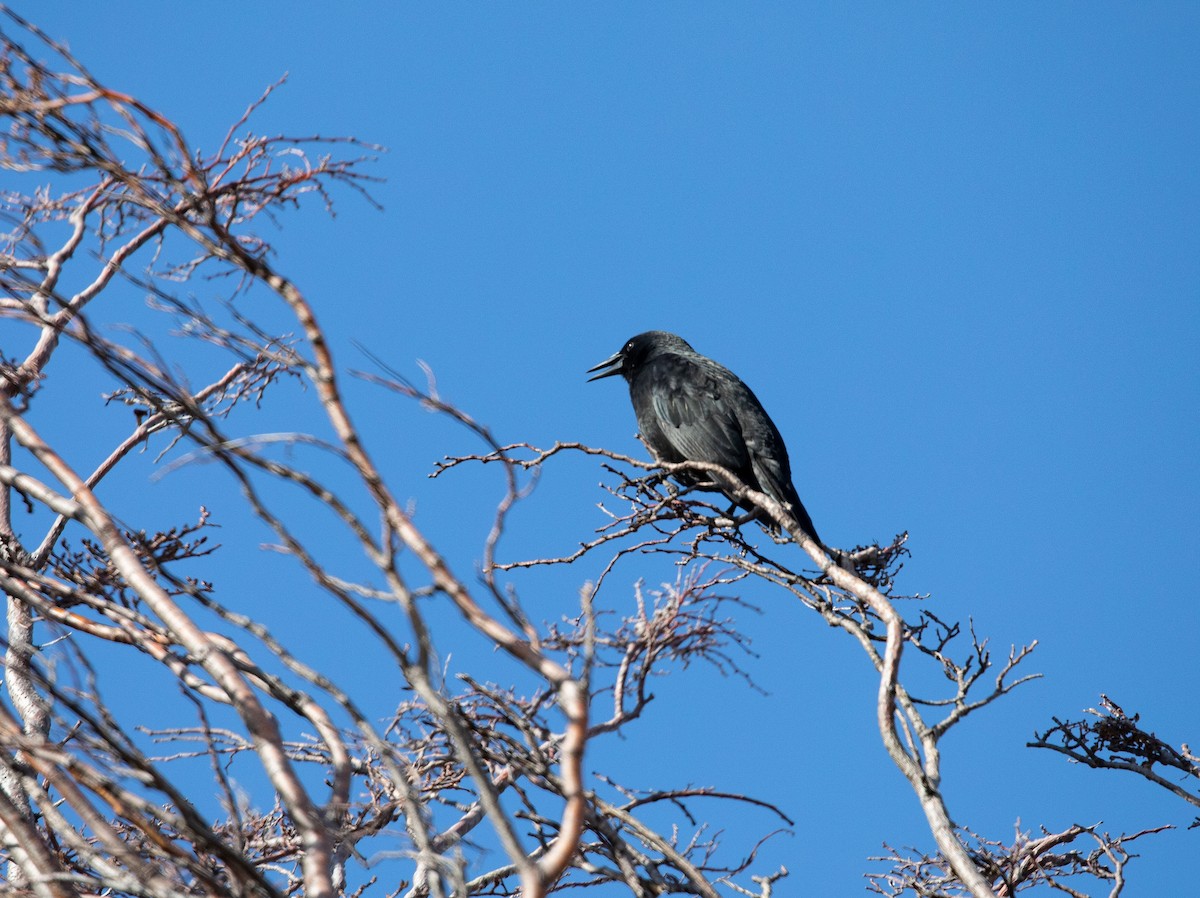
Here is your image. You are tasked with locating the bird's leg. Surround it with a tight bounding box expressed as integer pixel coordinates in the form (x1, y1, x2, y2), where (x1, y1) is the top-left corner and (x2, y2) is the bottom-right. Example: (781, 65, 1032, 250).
(657, 480, 696, 520)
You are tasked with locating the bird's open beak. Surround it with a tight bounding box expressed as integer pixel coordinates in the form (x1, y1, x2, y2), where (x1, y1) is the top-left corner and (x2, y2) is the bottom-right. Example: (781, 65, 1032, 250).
(586, 352, 624, 382)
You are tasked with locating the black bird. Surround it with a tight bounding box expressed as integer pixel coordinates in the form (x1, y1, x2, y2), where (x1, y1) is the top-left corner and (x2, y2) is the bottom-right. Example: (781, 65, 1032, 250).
(587, 331, 825, 550)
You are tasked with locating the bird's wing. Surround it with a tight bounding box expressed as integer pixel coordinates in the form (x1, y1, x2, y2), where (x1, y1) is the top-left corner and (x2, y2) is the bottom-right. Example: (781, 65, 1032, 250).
(641, 356, 751, 470)
(743, 425, 791, 500)
(742, 408, 825, 546)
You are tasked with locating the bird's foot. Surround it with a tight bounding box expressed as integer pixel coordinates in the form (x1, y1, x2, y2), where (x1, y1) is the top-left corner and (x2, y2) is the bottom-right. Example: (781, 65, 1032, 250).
(710, 510, 761, 530)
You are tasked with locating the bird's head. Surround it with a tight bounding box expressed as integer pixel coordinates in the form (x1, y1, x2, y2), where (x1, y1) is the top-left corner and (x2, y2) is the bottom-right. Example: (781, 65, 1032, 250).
(586, 331, 694, 382)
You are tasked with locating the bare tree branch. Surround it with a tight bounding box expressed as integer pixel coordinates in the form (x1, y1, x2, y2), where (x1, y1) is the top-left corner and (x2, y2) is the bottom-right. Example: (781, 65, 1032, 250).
(0, 10, 1177, 898)
(1031, 695, 1199, 823)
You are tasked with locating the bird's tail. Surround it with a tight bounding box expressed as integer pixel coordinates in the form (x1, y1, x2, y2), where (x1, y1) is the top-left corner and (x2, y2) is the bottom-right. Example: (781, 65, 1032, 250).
(781, 481, 826, 554)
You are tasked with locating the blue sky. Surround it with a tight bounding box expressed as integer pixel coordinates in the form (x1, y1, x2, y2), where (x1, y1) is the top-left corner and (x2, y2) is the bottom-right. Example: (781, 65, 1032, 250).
(14, 3, 1200, 894)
